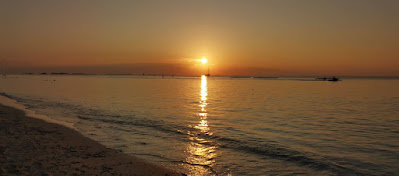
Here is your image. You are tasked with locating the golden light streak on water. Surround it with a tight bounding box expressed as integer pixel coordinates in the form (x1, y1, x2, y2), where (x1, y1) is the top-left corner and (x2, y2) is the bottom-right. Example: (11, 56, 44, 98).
(196, 75, 209, 132)
(184, 75, 216, 175)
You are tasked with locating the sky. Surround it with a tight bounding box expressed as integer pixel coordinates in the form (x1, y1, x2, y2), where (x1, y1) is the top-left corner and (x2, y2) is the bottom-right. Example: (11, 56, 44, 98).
(1, 0, 399, 76)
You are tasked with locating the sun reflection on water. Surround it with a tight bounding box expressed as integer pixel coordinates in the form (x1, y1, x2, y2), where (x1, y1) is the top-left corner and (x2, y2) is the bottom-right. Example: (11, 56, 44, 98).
(185, 75, 217, 175)
(196, 75, 209, 131)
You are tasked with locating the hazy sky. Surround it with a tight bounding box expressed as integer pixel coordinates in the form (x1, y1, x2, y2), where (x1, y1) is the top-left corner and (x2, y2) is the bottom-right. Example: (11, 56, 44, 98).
(1, 0, 399, 76)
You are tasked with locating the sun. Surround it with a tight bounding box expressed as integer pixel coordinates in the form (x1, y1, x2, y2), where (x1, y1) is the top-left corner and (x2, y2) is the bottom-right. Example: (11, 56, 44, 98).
(200, 57, 208, 64)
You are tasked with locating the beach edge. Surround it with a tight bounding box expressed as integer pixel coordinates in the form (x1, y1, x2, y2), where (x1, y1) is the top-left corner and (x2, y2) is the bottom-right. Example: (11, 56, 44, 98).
(0, 103, 182, 175)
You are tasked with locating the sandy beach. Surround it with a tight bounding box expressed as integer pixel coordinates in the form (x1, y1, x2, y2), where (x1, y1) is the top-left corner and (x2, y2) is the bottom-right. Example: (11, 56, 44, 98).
(0, 104, 182, 176)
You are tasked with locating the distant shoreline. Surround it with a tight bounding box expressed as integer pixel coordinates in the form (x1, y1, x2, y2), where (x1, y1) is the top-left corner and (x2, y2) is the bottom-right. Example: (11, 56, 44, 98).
(3, 74, 399, 80)
(0, 102, 182, 175)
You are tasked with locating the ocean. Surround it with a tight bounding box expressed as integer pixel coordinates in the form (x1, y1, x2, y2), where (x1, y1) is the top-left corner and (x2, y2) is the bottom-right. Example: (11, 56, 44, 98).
(1, 75, 398, 175)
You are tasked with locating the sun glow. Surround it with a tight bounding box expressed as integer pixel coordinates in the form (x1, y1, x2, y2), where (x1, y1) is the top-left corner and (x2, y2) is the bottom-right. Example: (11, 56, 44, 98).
(200, 57, 208, 64)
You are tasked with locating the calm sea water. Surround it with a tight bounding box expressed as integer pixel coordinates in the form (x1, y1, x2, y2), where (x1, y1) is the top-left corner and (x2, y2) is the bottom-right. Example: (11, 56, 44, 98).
(1, 75, 398, 175)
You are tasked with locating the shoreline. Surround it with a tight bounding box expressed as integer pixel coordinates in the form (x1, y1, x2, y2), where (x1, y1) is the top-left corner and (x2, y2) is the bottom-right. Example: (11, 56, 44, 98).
(0, 103, 182, 175)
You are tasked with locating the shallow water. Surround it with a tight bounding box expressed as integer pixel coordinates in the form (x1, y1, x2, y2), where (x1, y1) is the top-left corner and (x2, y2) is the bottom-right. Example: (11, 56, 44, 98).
(1, 75, 398, 175)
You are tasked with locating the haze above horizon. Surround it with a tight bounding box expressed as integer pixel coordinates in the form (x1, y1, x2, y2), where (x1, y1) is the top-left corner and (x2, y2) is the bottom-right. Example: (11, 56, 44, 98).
(1, 0, 399, 76)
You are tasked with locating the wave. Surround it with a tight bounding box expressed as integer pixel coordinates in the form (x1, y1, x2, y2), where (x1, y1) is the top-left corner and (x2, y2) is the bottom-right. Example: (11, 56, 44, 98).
(1, 92, 378, 175)
(214, 137, 369, 175)
(75, 111, 371, 175)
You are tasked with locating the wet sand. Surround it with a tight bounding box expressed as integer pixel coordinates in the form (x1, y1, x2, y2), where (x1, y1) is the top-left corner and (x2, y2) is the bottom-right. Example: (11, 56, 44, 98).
(0, 104, 182, 176)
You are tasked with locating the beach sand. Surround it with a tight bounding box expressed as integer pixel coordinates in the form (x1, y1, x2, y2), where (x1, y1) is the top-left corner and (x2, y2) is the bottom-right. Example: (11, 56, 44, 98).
(0, 104, 182, 176)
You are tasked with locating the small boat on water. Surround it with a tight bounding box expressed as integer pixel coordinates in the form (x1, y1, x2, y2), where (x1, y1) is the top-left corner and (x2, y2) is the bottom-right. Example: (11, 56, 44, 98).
(316, 76, 340, 82)
(328, 76, 340, 82)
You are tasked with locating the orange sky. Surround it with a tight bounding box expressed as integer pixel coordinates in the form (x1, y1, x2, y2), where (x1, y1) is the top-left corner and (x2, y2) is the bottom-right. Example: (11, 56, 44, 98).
(1, 0, 399, 76)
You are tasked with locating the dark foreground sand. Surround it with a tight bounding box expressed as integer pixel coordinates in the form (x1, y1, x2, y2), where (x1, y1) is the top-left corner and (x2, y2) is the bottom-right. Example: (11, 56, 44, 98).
(0, 104, 182, 176)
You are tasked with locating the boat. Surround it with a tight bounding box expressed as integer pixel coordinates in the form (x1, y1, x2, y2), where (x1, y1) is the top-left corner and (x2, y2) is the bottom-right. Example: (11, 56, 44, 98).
(315, 76, 340, 82)
(328, 76, 340, 82)
(205, 66, 210, 77)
